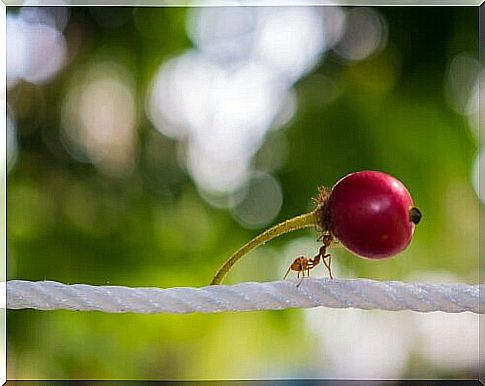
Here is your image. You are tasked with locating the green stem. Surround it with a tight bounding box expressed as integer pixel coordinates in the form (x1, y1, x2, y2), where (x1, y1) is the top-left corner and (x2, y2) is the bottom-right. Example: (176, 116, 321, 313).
(210, 210, 318, 285)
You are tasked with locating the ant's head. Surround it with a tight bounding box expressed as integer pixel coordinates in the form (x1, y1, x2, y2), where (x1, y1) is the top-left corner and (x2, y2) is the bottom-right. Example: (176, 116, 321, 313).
(322, 234, 333, 246)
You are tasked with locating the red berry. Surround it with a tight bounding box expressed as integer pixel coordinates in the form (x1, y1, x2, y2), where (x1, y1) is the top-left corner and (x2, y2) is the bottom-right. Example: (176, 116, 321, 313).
(326, 171, 421, 259)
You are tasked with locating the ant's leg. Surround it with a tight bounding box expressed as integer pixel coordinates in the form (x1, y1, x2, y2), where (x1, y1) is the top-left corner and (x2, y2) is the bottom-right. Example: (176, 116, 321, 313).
(283, 266, 292, 280)
(322, 254, 333, 279)
(296, 273, 304, 287)
(322, 258, 329, 274)
(296, 269, 308, 287)
(307, 267, 310, 277)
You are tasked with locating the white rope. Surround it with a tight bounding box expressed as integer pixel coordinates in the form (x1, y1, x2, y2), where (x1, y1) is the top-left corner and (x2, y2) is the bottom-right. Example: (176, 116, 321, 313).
(6, 278, 481, 314)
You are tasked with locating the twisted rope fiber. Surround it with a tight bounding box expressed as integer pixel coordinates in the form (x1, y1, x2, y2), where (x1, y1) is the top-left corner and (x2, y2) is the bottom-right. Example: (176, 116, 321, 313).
(6, 278, 482, 314)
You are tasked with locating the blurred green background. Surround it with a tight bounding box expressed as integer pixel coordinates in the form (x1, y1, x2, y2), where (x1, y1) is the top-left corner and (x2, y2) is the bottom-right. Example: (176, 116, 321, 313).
(6, 6, 480, 380)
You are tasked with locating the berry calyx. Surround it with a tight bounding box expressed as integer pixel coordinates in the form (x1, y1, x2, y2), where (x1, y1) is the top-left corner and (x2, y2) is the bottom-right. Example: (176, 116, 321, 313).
(323, 171, 420, 259)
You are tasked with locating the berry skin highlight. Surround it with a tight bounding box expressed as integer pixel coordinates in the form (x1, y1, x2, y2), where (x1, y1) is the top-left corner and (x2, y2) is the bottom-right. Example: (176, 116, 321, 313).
(210, 170, 421, 285)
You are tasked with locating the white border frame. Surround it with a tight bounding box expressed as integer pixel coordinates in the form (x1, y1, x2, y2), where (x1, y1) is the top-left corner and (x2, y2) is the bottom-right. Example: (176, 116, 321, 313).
(2, 3, 482, 385)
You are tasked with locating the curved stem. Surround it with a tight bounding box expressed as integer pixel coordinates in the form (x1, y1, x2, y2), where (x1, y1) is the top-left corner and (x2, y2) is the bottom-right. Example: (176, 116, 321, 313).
(210, 210, 319, 285)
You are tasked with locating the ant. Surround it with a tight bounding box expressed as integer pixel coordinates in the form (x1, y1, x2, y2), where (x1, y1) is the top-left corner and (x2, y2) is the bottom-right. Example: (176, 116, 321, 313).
(283, 234, 334, 287)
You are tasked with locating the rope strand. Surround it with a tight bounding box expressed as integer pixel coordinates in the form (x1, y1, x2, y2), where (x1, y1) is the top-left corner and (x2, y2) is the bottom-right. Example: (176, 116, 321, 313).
(5, 278, 481, 314)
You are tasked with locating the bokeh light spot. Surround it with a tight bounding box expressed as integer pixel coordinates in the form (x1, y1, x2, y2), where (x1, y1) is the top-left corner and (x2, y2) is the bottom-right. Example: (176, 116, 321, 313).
(334, 7, 387, 62)
(230, 172, 283, 229)
(7, 9, 68, 88)
(61, 62, 137, 177)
